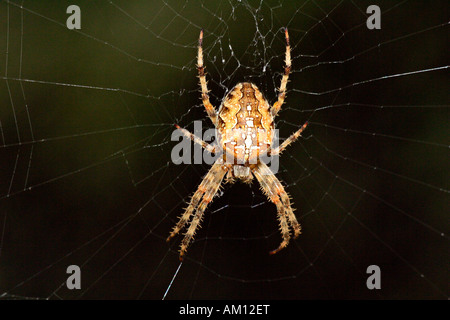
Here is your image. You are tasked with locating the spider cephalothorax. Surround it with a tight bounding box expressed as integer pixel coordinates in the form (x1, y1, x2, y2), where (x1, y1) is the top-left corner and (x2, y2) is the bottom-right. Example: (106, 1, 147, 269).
(168, 29, 308, 260)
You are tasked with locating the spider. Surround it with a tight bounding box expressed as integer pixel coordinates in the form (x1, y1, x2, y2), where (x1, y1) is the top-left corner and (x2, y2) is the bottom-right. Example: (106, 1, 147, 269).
(167, 28, 308, 260)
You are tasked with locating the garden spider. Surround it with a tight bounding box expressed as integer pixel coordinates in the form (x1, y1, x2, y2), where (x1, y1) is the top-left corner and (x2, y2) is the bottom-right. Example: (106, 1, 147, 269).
(167, 28, 308, 260)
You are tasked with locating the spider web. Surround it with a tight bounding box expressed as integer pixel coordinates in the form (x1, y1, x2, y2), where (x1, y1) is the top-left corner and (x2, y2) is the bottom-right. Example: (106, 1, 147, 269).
(0, 0, 448, 300)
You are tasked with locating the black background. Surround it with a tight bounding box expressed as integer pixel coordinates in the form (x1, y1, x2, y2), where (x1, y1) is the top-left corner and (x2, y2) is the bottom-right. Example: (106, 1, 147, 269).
(0, 0, 448, 300)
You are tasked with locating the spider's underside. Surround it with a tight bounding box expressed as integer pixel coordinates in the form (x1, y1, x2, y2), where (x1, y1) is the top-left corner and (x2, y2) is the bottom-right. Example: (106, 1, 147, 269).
(167, 28, 308, 260)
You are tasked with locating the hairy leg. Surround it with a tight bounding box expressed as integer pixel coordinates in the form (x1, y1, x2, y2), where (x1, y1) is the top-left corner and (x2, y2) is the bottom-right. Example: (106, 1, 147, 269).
(167, 159, 227, 260)
(270, 121, 308, 156)
(271, 28, 291, 118)
(175, 124, 216, 154)
(254, 162, 301, 253)
(197, 29, 217, 126)
(254, 164, 292, 254)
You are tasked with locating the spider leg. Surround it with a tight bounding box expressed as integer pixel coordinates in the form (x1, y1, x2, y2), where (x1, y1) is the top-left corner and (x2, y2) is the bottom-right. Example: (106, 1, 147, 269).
(273, 181, 301, 239)
(254, 164, 291, 254)
(175, 124, 216, 154)
(166, 183, 204, 243)
(179, 162, 227, 260)
(259, 162, 301, 238)
(254, 162, 301, 254)
(175, 125, 240, 165)
(197, 29, 218, 126)
(271, 28, 291, 118)
(270, 121, 308, 156)
(167, 159, 228, 260)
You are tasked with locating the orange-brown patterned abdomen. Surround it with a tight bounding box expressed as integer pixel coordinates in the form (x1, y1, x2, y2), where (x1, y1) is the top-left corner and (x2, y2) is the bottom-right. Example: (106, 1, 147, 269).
(217, 82, 274, 165)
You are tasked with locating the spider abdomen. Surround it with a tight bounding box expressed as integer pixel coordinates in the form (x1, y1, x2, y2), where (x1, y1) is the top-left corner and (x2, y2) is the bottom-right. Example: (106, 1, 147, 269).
(217, 82, 274, 167)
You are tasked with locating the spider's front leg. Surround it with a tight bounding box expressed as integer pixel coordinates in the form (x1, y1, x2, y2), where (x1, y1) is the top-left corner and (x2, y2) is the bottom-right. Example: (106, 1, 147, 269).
(167, 159, 228, 260)
(253, 162, 301, 254)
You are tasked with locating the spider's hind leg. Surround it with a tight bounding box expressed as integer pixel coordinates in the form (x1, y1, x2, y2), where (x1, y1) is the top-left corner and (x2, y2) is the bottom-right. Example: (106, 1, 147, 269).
(271, 28, 291, 118)
(197, 29, 218, 126)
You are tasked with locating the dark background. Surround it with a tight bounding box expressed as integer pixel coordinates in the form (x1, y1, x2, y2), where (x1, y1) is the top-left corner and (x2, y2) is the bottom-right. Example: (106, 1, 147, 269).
(0, 0, 448, 299)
